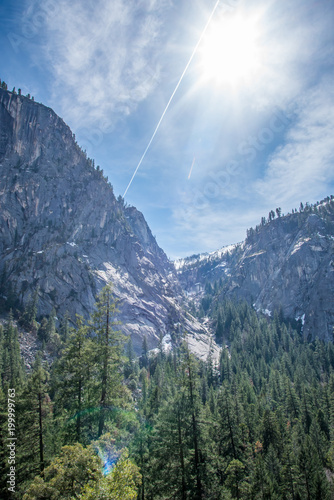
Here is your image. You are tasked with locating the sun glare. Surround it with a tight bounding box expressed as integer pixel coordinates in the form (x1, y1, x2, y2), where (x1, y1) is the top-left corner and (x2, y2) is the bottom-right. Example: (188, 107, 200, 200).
(199, 14, 262, 88)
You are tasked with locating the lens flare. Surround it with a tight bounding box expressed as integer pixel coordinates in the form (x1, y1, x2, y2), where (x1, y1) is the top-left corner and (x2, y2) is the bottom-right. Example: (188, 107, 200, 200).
(199, 13, 263, 88)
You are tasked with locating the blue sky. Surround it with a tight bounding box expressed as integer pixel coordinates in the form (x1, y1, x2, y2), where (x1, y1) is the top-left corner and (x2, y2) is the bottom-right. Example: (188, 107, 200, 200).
(1, 0, 334, 259)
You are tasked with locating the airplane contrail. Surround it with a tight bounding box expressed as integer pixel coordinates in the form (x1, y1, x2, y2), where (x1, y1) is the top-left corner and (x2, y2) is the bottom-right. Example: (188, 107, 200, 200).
(188, 156, 196, 179)
(122, 0, 221, 198)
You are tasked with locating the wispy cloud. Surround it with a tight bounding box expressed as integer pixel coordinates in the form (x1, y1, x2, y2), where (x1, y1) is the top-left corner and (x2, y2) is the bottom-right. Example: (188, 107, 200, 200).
(254, 78, 334, 208)
(166, 75, 334, 258)
(40, 0, 170, 131)
(168, 201, 259, 259)
(10, 0, 333, 258)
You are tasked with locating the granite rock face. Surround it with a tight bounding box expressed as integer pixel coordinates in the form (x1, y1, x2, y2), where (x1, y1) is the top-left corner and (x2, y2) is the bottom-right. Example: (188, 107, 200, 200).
(1, 87, 333, 351)
(175, 204, 334, 342)
(0, 88, 216, 356)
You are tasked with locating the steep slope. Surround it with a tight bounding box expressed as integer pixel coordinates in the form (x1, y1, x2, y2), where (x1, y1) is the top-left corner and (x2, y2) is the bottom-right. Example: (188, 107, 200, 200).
(0, 88, 216, 356)
(175, 201, 334, 342)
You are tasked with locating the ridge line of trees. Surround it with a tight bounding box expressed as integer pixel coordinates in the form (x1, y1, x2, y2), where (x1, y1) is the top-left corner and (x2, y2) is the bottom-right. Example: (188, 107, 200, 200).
(247, 195, 334, 241)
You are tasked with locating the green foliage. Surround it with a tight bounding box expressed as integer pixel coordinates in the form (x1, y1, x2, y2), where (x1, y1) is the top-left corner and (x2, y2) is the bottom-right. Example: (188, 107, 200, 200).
(15, 355, 54, 491)
(23, 443, 141, 500)
(106, 448, 141, 500)
(38, 308, 58, 345)
(53, 315, 96, 444)
(1, 279, 334, 499)
(133, 300, 334, 498)
(145, 352, 198, 498)
(1, 313, 24, 389)
(79, 448, 141, 500)
(0, 386, 10, 499)
(22, 443, 102, 499)
(20, 288, 39, 331)
(91, 284, 131, 438)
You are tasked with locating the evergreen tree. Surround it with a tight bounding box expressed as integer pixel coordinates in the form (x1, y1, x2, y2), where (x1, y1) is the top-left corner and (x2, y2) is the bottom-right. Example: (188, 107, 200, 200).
(59, 310, 70, 343)
(145, 346, 204, 499)
(1, 312, 24, 390)
(53, 315, 95, 444)
(124, 335, 137, 379)
(20, 288, 39, 331)
(131, 420, 151, 500)
(22, 443, 102, 500)
(216, 311, 224, 344)
(16, 355, 53, 494)
(183, 344, 204, 499)
(140, 335, 149, 369)
(147, 390, 192, 499)
(91, 284, 130, 437)
(0, 386, 10, 499)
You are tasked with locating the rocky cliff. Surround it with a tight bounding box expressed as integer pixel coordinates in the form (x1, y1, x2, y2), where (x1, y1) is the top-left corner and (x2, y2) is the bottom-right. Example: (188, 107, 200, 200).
(0, 88, 215, 356)
(175, 201, 334, 342)
(1, 86, 333, 351)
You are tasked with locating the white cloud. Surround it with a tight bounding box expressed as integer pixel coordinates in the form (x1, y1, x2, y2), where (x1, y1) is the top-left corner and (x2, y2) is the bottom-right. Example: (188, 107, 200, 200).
(167, 200, 259, 259)
(15, 0, 333, 259)
(40, 0, 169, 130)
(254, 78, 334, 208)
(164, 77, 334, 258)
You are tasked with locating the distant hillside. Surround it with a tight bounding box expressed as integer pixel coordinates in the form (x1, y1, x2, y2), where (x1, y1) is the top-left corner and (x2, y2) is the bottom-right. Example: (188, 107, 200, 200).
(175, 198, 334, 342)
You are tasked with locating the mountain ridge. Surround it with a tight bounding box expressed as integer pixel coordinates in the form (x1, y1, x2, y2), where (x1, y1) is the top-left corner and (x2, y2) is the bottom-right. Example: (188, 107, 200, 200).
(0, 87, 216, 358)
(175, 199, 334, 342)
(1, 84, 333, 352)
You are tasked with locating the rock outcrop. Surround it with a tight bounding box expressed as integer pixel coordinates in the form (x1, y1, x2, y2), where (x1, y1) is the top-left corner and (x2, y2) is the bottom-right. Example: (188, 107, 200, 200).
(0, 88, 216, 357)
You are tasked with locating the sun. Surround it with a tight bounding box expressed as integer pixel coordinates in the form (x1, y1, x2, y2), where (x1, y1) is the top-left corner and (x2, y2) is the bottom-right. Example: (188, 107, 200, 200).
(198, 13, 262, 88)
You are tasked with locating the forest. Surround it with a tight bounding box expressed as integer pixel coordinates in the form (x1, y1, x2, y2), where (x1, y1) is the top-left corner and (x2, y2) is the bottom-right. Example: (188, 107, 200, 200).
(1, 283, 334, 499)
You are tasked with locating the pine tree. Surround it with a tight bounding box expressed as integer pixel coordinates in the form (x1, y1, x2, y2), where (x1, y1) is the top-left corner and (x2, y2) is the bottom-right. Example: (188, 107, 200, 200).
(0, 386, 10, 499)
(53, 315, 95, 444)
(280, 424, 299, 500)
(16, 355, 53, 493)
(217, 385, 244, 463)
(91, 284, 129, 437)
(147, 389, 191, 499)
(225, 458, 248, 499)
(124, 335, 137, 379)
(183, 343, 204, 499)
(216, 311, 224, 344)
(140, 335, 149, 369)
(131, 420, 150, 500)
(1, 312, 24, 390)
(38, 308, 57, 344)
(146, 347, 201, 499)
(20, 287, 39, 331)
(59, 310, 70, 343)
(260, 409, 281, 454)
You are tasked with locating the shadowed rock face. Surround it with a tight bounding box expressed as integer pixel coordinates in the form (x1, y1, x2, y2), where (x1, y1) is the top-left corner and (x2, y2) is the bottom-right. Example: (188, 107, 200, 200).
(0, 88, 216, 357)
(175, 205, 334, 342)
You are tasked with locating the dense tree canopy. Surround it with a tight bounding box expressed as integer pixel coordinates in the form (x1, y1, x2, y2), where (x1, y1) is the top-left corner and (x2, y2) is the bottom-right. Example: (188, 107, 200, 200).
(1, 283, 334, 499)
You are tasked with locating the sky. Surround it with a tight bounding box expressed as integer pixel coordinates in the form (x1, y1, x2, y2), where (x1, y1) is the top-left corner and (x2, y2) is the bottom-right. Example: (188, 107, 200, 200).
(0, 0, 334, 259)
